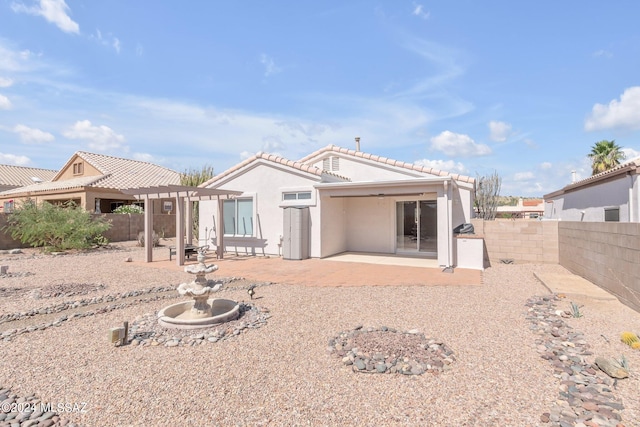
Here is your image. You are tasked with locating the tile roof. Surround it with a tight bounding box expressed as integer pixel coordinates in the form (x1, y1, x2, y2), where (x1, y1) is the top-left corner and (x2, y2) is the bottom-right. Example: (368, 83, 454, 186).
(299, 144, 476, 184)
(0, 152, 180, 197)
(0, 175, 104, 196)
(200, 152, 350, 188)
(0, 165, 57, 187)
(544, 157, 640, 199)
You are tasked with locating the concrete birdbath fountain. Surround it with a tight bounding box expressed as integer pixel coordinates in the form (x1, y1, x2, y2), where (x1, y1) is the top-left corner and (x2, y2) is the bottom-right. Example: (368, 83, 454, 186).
(157, 247, 239, 329)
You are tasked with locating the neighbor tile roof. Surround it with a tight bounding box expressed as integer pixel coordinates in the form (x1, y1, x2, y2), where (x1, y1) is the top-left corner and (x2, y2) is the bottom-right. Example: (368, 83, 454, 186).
(544, 157, 640, 199)
(0, 152, 180, 196)
(299, 144, 476, 184)
(0, 165, 57, 187)
(200, 152, 350, 188)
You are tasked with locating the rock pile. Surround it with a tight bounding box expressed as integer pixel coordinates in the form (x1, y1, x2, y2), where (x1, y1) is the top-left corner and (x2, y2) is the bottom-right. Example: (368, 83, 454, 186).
(329, 326, 455, 375)
(526, 295, 627, 426)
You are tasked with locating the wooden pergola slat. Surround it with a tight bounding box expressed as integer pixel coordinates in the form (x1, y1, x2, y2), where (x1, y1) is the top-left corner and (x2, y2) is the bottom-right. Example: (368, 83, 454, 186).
(121, 185, 242, 266)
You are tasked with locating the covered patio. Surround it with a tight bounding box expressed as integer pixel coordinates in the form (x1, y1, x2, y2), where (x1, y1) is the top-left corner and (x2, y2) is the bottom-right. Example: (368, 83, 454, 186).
(122, 185, 242, 265)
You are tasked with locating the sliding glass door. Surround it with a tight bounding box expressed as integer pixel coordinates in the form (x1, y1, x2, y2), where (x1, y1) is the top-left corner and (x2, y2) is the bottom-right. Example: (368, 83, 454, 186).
(395, 200, 437, 255)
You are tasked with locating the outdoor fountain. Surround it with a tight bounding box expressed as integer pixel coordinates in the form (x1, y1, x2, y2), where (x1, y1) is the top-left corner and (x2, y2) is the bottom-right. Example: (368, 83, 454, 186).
(157, 247, 239, 329)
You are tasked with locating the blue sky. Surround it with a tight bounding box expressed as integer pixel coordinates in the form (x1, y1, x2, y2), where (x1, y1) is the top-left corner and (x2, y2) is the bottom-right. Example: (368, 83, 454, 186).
(1, 1, 640, 197)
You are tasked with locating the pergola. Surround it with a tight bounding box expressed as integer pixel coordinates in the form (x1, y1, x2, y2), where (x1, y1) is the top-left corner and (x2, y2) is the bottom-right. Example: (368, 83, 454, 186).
(121, 185, 242, 265)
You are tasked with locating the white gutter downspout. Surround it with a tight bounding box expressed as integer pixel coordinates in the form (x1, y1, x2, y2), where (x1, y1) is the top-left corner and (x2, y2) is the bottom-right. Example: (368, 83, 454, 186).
(630, 174, 636, 222)
(443, 180, 454, 273)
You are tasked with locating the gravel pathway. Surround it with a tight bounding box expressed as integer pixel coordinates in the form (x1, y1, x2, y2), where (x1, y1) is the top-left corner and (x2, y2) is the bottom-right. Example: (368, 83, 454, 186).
(1, 245, 639, 426)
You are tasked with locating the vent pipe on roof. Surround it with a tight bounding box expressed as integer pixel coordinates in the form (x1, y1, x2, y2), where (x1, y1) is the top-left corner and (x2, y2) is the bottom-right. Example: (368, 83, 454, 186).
(355, 137, 361, 152)
(571, 170, 576, 183)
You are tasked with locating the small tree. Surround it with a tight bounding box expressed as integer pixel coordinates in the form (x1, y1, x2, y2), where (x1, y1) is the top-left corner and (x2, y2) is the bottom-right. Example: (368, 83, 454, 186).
(4, 199, 111, 251)
(180, 165, 215, 238)
(475, 171, 502, 220)
(588, 140, 625, 175)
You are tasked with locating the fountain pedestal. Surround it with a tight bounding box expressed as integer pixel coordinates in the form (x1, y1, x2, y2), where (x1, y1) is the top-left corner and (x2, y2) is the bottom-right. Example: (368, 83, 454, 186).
(157, 248, 239, 329)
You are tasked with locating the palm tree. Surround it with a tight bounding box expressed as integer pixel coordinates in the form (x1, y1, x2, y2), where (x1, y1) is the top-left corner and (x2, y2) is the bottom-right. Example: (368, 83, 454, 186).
(588, 140, 626, 175)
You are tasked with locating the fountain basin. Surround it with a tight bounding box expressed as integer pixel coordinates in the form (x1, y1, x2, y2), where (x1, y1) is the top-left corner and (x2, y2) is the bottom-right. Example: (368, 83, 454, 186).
(157, 298, 240, 329)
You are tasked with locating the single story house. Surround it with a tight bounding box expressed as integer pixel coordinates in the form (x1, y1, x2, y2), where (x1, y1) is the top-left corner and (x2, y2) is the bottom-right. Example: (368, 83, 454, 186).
(544, 157, 640, 222)
(198, 144, 476, 268)
(496, 198, 544, 219)
(0, 151, 180, 214)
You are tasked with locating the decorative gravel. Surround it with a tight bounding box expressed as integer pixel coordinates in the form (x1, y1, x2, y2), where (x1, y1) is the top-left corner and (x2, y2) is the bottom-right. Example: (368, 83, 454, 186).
(1, 245, 640, 426)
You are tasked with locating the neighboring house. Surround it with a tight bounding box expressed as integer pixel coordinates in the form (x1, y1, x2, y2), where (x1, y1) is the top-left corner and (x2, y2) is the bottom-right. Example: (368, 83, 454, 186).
(198, 144, 476, 268)
(496, 198, 544, 219)
(544, 157, 640, 222)
(0, 151, 180, 213)
(0, 164, 57, 192)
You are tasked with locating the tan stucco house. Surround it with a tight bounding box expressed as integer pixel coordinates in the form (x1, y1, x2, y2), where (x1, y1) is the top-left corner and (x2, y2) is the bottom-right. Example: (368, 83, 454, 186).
(544, 157, 640, 222)
(0, 151, 180, 213)
(198, 144, 477, 269)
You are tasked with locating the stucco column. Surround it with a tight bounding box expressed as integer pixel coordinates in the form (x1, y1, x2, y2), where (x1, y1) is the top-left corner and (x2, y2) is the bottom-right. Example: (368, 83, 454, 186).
(186, 197, 193, 245)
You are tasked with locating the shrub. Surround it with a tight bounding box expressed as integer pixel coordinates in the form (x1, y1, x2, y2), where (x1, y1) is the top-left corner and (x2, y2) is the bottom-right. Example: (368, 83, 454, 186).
(112, 204, 144, 214)
(4, 199, 111, 251)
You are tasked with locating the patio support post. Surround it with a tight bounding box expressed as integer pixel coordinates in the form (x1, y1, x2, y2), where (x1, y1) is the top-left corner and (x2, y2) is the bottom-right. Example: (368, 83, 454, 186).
(144, 194, 153, 262)
(186, 197, 193, 246)
(445, 180, 454, 270)
(216, 197, 224, 259)
(176, 195, 185, 266)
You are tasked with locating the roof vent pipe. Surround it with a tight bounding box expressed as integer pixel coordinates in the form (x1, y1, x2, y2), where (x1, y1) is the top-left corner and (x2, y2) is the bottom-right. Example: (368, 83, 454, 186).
(571, 170, 576, 183)
(355, 137, 360, 152)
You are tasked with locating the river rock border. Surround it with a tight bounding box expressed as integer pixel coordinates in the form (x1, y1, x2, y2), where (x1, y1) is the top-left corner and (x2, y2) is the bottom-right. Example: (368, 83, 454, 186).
(329, 326, 455, 375)
(0, 386, 83, 427)
(526, 295, 627, 427)
(127, 303, 271, 347)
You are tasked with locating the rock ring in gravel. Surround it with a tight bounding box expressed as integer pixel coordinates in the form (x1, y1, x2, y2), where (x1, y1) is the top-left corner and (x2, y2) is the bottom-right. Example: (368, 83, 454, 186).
(329, 326, 455, 375)
(127, 303, 271, 348)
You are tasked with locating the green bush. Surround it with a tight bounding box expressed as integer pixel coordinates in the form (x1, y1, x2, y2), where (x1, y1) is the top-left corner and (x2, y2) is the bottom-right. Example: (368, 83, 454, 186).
(112, 204, 144, 214)
(4, 199, 111, 251)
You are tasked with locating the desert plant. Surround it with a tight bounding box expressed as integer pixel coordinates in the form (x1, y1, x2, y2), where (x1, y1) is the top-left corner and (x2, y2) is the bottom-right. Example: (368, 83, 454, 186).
(620, 331, 640, 347)
(475, 171, 502, 220)
(619, 354, 629, 370)
(569, 302, 584, 318)
(180, 165, 215, 237)
(4, 199, 111, 251)
(112, 204, 144, 214)
(137, 231, 160, 247)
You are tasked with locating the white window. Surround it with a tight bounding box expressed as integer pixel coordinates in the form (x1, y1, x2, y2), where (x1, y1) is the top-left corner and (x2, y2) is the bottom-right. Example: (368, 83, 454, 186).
(283, 191, 312, 201)
(223, 198, 254, 236)
(3, 200, 14, 213)
(604, 207, 619, 222)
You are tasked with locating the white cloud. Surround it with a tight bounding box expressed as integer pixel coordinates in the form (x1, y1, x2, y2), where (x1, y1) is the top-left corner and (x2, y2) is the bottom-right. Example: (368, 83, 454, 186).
(240, 151, 254, 160)
(415, 158, 467, 174)
(91, 29, 121, 53)
(514, 171, 534, 181)
(260, 54, 282, 77)
(488, 120, 512, 142)
(412, 4, 430, 19)
(429, 131, 491, 157)
(540, 162, 552, 170)
(0, 77, 13, 87)
(136, 43, 144, 57)
(62, 120, 126, 151)
(622, 147, 640, 162)
(13, 124, 55, 143)
(585, 86, 640, 131)
(0, 152, 30, 166)
(0, 94, 11, 109)
(592, 49, 612, 59)
(12, 0, 80, 34)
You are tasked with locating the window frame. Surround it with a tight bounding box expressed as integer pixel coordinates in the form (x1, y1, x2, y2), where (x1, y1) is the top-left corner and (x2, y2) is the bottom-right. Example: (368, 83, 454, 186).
(222, 196, 255, 237)
(72, 162, 84, 175)
(604, 207, 620, 222)
(279, 188, 316, 207)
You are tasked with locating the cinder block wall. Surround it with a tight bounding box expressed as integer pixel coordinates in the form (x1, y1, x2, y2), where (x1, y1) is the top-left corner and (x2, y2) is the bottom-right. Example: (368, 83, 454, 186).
(0, 213, 177, 249)
(559, 222, 640, 312)
(471, 219, 559, 265)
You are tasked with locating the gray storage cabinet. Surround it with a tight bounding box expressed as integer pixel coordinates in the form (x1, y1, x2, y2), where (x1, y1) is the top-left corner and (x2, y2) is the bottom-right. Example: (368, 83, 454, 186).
(282, 207, 310, 260)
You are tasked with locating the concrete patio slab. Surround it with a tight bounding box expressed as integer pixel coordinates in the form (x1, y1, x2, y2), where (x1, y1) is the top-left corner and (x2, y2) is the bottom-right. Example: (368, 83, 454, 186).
(534, 271, 617, 301)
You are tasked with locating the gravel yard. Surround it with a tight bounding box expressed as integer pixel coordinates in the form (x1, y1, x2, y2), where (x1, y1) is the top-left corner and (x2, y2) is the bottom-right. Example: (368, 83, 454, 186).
(1, 243, 639, 426)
